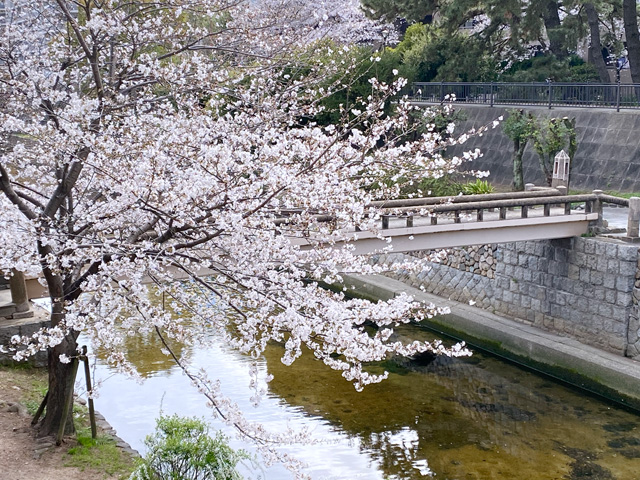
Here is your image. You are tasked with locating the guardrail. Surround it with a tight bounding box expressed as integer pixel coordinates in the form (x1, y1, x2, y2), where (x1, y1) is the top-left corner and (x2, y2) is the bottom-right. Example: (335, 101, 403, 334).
(411, 82, 640, 112)
(262, 188, 640, 247)
(378, 188, 640, 240)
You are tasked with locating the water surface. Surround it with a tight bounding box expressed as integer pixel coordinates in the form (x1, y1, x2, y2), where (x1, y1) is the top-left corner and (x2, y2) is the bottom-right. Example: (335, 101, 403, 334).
(88, 324, 640, 479)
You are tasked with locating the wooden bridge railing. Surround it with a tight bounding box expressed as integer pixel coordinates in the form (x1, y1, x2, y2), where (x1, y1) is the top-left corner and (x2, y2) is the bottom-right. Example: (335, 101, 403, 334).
(373, 188, 640, 240)
(275, 187, 639, 238)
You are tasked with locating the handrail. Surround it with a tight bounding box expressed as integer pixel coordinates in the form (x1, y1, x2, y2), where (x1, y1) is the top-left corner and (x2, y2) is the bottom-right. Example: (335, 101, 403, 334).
(385, 194, 594, 215)
(371, 188, 563, 209)
(275, 190, 638, 239)
(597, 194, 629, 207)
(410, 81, 640, 112)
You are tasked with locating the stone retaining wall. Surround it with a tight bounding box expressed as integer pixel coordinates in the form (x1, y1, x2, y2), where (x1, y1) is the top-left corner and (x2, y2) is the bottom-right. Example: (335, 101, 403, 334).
(0, 312, 49, 367)
(373, 236, 640, 358)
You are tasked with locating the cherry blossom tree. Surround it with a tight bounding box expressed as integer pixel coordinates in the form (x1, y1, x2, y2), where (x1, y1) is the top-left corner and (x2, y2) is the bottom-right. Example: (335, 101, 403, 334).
(0, 0, 482, 474)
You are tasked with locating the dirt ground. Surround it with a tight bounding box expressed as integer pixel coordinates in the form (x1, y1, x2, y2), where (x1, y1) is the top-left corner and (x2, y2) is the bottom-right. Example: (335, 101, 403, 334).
(0, 368, 125, 480)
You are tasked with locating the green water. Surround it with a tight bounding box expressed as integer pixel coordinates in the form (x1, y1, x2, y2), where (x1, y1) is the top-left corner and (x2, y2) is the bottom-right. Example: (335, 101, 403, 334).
(92, 323, 640, 479)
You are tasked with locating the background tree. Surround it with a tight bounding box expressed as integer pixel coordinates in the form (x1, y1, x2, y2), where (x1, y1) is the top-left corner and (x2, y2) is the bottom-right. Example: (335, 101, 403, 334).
(362, 0, 620, 83)
(0, 0, 477, 471)
(585, 2, 614, 83)
(623, 0, 640, 84)
(503, 110, 534, 191)
(531, 117, 577, 186)
(380, 23, 497, 83)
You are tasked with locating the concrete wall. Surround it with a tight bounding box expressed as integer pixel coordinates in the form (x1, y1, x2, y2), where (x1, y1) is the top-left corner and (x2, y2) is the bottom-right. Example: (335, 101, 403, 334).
(371, 236, 640, 358)
(446, 105, 640, 192)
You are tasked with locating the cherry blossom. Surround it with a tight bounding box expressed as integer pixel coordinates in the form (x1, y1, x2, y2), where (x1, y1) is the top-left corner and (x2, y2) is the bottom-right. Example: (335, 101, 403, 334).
(0, 1, 487, 476)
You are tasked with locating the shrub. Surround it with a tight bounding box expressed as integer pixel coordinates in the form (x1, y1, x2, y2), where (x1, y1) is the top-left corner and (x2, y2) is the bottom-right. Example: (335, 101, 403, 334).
(461, 179, 495, 195)
(130, 414, 250, 480)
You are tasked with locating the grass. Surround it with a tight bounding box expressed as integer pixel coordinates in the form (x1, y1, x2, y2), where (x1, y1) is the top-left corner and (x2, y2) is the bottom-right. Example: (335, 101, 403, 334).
(65, 393, 136, 478)
(0, 364, 48, 413)
(569, 189, 640, 199)
(603, 191, 640, 199)
(66, 424, 134, 478)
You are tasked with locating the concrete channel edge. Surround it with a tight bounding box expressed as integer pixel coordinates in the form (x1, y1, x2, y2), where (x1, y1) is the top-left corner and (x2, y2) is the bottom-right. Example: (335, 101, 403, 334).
(340, 273, 640, 411)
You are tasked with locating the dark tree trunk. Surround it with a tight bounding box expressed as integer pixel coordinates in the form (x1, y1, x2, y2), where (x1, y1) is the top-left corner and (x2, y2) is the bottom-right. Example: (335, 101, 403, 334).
(542, 0, 566, 58)
(624, 0, 640, 84)
(542, 156, 553, 186)
(585, 2, 611, 84)
(37, 278, 77, 437)
(39, 332, 78, 437)
(513, 139, 526, 191)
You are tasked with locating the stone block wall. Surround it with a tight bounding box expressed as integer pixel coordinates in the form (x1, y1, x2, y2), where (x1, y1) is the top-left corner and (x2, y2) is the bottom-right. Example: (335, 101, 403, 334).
(372, 236, 640, 358)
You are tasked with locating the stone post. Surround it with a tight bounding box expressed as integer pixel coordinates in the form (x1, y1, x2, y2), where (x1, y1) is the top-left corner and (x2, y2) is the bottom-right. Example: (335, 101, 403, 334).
(591, 190, 604, 233)
(9, 270, 30, 313)
(628, 197, 640, 238)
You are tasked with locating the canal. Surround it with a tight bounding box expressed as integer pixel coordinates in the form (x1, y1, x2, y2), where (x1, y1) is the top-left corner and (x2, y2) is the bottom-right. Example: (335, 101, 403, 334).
(87, 321, 640, 479)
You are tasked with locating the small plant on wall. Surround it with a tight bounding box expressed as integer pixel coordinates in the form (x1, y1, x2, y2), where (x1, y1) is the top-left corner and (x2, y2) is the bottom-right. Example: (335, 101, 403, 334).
(461, 179, 495, 195)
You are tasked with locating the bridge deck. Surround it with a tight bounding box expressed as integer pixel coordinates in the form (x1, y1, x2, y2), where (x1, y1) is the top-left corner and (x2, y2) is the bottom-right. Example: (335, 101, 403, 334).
(295, 205, 599, 254)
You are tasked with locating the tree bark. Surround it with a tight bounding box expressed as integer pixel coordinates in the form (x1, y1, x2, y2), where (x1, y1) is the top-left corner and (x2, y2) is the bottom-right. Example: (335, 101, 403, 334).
(513, 139, 526, 191)
(38, 273, 77, 437)
(542, 0, 566, 58)
(624, 0, 640, 84)
(39, 331, 78, 437)
(585, 2, 611, 84)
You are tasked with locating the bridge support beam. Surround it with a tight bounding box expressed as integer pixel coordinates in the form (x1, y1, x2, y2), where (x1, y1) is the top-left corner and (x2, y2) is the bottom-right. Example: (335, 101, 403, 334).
(295, 213, 599, 255)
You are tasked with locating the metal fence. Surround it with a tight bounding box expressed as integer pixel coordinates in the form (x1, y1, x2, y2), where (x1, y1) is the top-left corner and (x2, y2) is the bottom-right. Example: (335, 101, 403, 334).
(411, 82, 640, 111)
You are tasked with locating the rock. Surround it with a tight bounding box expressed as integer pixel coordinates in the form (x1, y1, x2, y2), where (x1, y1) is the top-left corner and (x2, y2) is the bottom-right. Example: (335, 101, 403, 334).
(6, 402, 29, 417)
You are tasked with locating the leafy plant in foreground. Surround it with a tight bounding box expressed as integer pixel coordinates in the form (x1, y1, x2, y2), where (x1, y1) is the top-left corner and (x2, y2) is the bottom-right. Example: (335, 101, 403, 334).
(131, 415, 250, 480)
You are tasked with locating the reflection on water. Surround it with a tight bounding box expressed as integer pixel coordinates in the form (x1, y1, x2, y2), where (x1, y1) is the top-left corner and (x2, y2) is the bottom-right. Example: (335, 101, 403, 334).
(88, 323, 640, 479)
(116, 330, 190, 378)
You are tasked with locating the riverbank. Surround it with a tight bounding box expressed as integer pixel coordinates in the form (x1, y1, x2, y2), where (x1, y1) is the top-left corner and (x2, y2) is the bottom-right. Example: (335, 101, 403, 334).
(342, 273, 640, 411)
(0, 366, 135, 480)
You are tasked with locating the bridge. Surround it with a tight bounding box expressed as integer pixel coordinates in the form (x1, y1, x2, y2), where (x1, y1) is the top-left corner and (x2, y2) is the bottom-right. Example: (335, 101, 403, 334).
(2, 187, 638, 315)
(294, 187, 636, 254)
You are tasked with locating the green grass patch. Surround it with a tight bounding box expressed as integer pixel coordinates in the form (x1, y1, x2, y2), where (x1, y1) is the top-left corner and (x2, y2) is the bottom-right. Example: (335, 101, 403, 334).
(66, 422, 135, 479)
(569, 189, 640, 200)
(604, 191, 640, 200)
(0, 364, 47, 414)
(0, 365, 135, 479)
(65, 407, 135, 479)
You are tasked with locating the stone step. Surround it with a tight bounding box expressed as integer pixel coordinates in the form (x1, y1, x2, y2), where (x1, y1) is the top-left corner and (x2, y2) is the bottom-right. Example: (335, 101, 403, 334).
(0, 303, 17, 317)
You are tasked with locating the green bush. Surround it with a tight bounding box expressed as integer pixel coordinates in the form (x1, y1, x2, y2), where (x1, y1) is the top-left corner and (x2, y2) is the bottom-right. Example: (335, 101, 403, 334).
(406, 175, 463, 198)
(130, 414, 250, 480)
(461, 179, 495, 195)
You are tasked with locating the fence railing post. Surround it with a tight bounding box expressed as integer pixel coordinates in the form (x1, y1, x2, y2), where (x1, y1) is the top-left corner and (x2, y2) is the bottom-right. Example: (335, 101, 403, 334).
(440, 82, 444, 103)
(591, 189, 604, 233)
(627, 197, 640, 238)
(490, 82, 494, 107)
(616, 81, 621, 112)
(548, 80, 553, 109)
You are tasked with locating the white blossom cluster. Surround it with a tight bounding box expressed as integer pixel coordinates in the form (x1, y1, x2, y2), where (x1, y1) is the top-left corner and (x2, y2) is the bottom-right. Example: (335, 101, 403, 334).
(0, 1, 488, 475)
